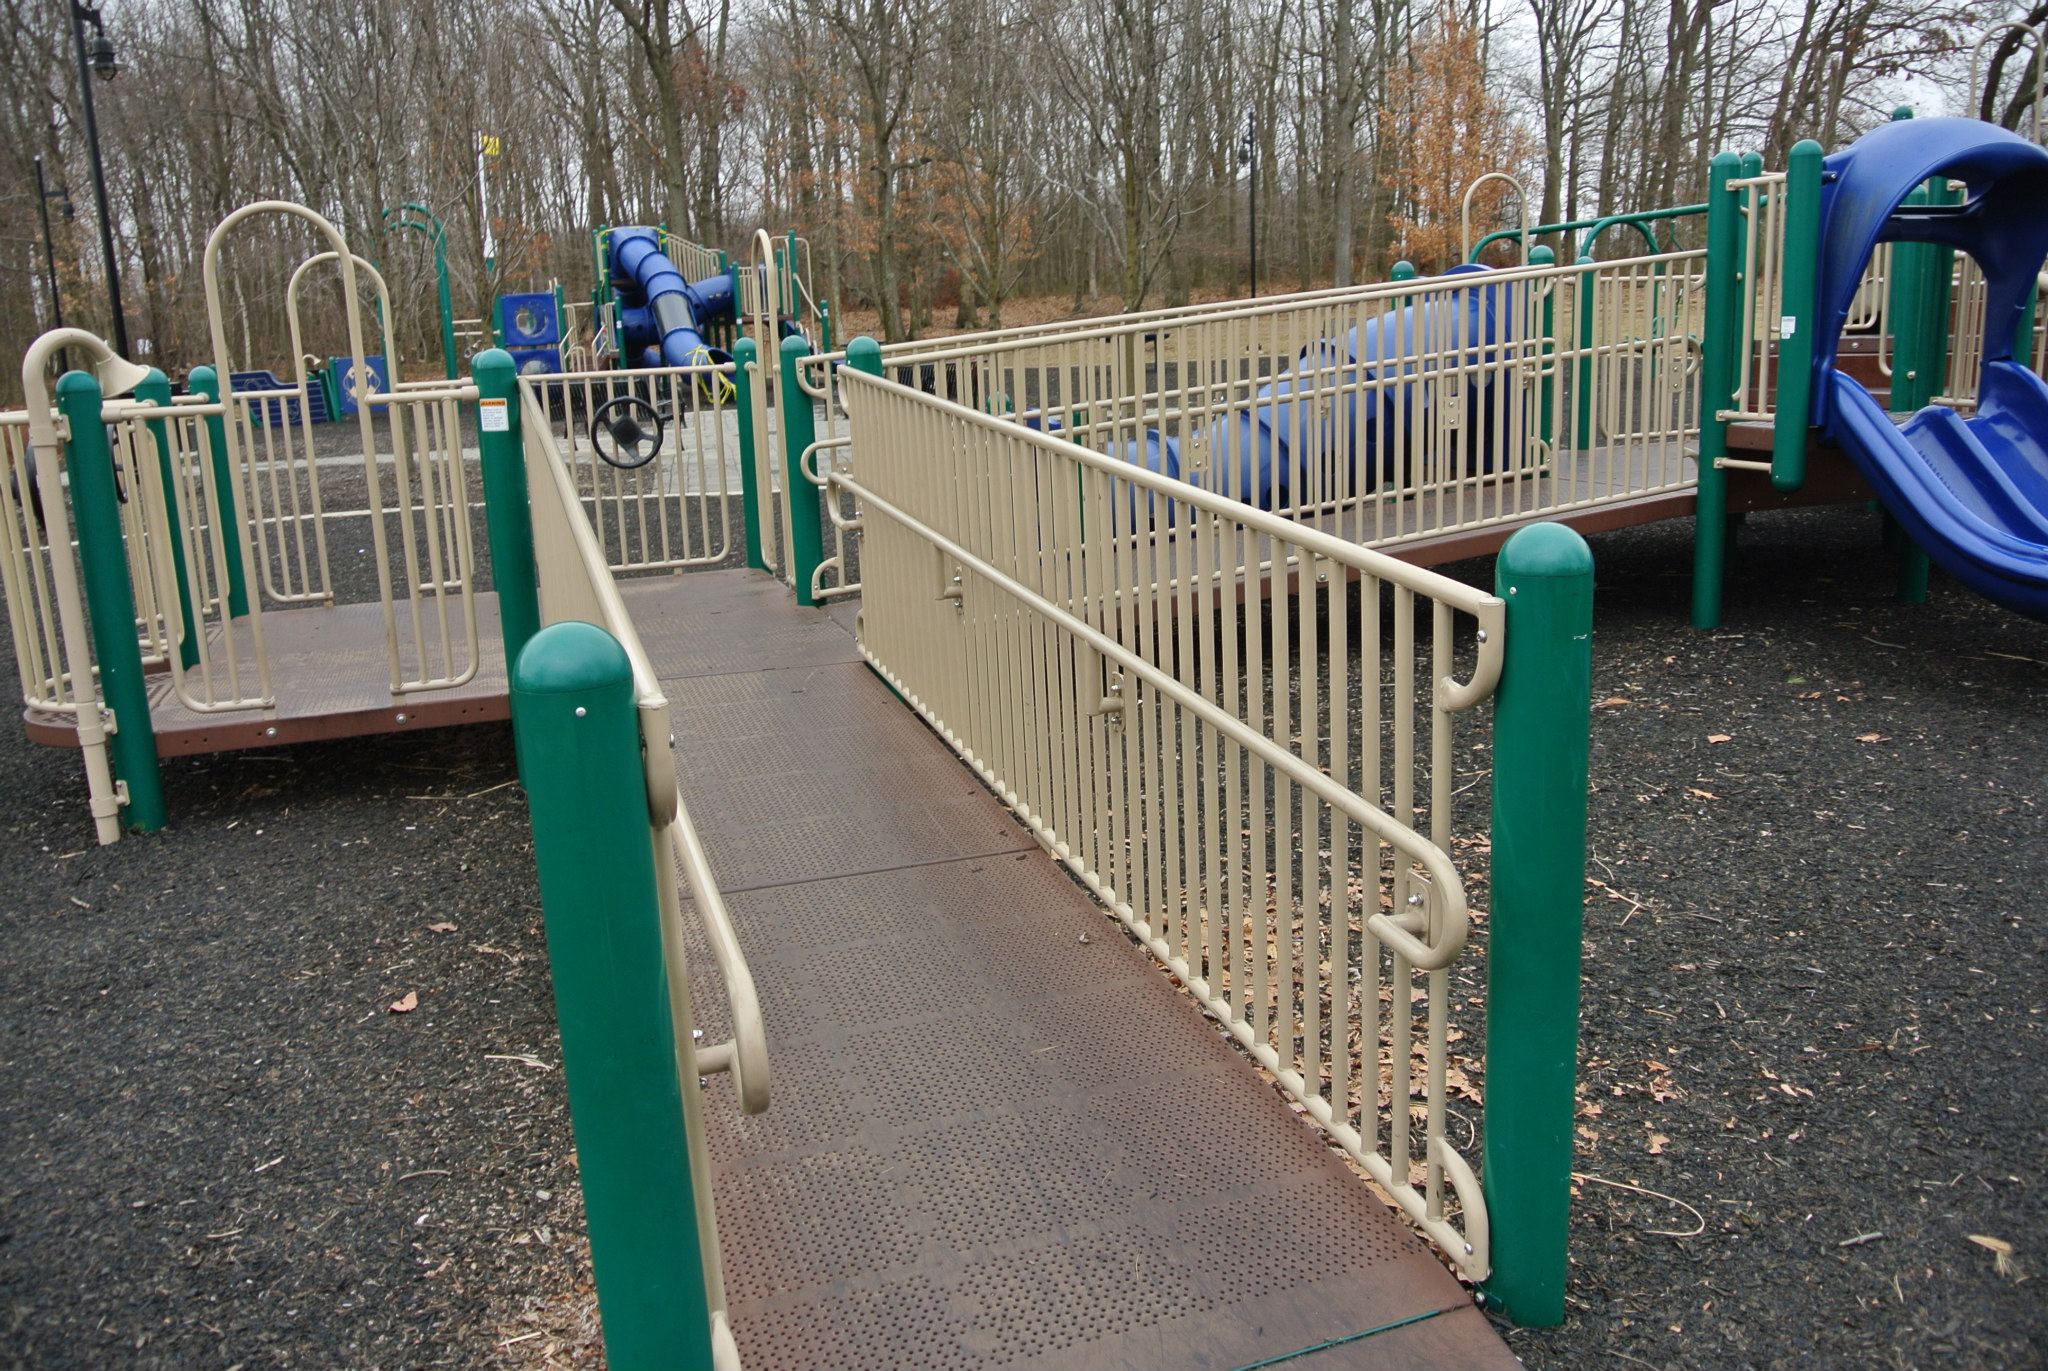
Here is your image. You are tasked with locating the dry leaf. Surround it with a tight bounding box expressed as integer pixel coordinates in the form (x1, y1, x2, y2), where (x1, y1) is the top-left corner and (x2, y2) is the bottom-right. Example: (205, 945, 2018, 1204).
(1707, 733, 1732, 744)
(427, 921, 458, 934)
(1967, 1234, 2016, 1277)
(1856, 732, 1887, 743)
(1647, 1132, 1670, 1155)
(1687, 787, 1719, 800)
(389, 991, 419, 1014)
(1598, 696, 1633, 707)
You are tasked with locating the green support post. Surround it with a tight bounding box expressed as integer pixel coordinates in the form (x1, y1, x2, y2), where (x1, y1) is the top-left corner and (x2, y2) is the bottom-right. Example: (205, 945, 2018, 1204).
(470, 350, 540, 674)
(848, 336, 883, 380)
(1770, 140, 1824, 492)
(1529, 245, 1557, 449)
(511, 621, 713, 1369)
(1573, 253, 1597, 449)
(819, 301, 835, 355)
(1390, 260, 1417, 283)
(778, 333, 825, 606)
(1884, 177, 1941, 600)
(733, 338, 768, 572)
(58, 371, 166, 833)
(1480, 521, 1594, 1328)
(135, 369, 199, 671)
(1690, 152, 1744, 629)
(186, 365, 248, 619)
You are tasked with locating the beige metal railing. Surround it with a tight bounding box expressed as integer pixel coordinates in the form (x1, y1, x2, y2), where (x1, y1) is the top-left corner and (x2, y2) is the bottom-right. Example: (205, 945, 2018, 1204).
(519, 378, 767, 1369)
(862, 250, 1701, 559)
(838, 365, 1504, 1278)
(542, 363, 739, 573)
(1727, 171, 1789, 421)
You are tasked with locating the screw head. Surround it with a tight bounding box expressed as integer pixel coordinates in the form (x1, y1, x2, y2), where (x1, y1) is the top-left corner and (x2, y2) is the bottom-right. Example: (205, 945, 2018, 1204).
(574, 706, 587, 718)
(264, 726, 277, 737)
(395, 712, 408, 723)
(1475, 629, 1488, 643)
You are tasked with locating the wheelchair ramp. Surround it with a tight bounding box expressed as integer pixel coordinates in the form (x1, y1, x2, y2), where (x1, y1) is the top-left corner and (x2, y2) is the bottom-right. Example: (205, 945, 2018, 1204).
(662, 569, 1516, 1371)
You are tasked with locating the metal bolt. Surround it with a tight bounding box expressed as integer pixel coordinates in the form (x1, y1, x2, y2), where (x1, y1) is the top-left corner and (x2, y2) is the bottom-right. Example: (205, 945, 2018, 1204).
(1508, 586, 1518, 595)
(1475, 629, 1488, 643)
(264, 726, 277, 737)
(692, 1028, 704, 1041)
(395, 712, 408, 723)
(574, 706, 587, 718)
(1408, 893, 1424, 907)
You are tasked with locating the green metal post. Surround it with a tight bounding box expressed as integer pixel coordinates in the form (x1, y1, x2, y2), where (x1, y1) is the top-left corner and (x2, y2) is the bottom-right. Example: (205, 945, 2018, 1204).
(819, 302, 835, 355)
(733, 338, 768, 571)
(1529, 245, 1557, 450)
(58, 371, 166, 833)
(1480, 520, 1593, 1328)
(135, 369, 199, 670)
(1771, 140, 1824, 493)
(471, 350, 540, 674)
(1390, 260, 1417, 283)
(1887, 186, 1930, 415)
(1573, 254, 1597, 450)
(1690, 152, 1743, 629)
(186, 365, 248, 619)
(778, 333, 824, 606)
(511, 621, 714, 1369)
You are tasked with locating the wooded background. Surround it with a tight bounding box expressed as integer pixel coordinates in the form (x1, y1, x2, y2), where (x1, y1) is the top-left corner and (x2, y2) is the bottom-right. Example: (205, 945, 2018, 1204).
(0, 0, 2033, 393)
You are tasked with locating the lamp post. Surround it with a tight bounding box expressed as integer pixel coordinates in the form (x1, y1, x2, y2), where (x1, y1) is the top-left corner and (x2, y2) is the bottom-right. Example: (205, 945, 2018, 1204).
(1239, 110, 1258, 299)
(69, 1, 128, 360)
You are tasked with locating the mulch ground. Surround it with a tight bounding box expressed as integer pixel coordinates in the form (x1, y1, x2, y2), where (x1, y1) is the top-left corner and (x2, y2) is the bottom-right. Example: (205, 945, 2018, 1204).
(1, 501, 2041, 1370)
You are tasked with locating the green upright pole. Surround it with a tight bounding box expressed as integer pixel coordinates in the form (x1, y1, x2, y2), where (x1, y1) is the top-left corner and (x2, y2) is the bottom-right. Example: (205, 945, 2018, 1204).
(511, 621, 714, 1370)
(1390, 260, 1417, 283)
(1529, 245, 1557, 450)
(819, 301, 835, 355)
(1480, 521, 1593, 1328)
(471, 349, 540, 674)
(186, 365, 248, 619)
(434, 231, 457, 381)
(733, 338, 768, 572)
(58, 371, 166, 833)
(1770, 140, 1824, 493)
(135, 369, 199, 670)
(1573, 253, 1597, 449)
(778, 333, 824, 606)
(1690, 152, 1743, 629)
(1884, 177, 1937, 601)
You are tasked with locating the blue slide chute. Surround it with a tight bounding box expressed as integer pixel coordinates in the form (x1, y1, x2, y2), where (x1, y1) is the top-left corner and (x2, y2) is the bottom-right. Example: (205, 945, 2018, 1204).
(607, 227, 738, 370)
(1809, 117, 2048, 620)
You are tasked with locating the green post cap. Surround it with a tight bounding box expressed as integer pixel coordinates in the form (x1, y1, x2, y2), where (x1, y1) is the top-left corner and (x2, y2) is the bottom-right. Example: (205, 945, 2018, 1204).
(1498, 521, 1594, 579)
(847, 335, 883, 373)
(512, 619, 632, 696)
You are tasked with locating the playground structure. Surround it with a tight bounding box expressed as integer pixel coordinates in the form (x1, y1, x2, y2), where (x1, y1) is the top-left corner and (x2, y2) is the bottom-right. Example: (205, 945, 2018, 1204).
(0, 109, 2044, 1368)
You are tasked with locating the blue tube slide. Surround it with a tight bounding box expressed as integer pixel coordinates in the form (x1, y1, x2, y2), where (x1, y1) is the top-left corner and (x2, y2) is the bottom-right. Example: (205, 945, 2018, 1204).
(1808, 118, 2048, 621)
(607, 227, 738, 369)
(1216, 265, 1510, 509)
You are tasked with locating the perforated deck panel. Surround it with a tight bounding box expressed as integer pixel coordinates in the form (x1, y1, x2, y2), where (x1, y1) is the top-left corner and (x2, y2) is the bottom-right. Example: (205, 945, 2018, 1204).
(666, 569, 1517, 1371)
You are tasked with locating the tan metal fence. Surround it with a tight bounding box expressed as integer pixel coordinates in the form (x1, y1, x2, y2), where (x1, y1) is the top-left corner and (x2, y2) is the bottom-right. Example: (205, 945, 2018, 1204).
(542, 363, 740, 573)
(860, 251, 1701, 562)
(519, 378, 768, 1369)
(838, 363, 1505, 1278)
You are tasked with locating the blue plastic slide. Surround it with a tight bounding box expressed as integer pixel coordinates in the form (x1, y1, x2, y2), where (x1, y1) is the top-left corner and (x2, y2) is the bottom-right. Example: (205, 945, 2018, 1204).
(607, 227, 737, 370)
(1809, 118, 2048, 620)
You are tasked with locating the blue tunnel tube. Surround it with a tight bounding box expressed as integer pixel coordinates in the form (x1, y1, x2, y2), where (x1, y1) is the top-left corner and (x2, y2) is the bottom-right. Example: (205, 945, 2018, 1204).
(608, 227, 738, 370)
(1216, 265, 1512, 509)
(1024, 265, 1519, 524)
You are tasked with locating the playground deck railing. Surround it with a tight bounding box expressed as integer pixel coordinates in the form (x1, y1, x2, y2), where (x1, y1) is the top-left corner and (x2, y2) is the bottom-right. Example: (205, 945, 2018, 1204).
(517, 376, 768, 1368)
(769, 250, 1707, 611)
(837, 349, 1512, 1279)
(542, 363, 742, 574)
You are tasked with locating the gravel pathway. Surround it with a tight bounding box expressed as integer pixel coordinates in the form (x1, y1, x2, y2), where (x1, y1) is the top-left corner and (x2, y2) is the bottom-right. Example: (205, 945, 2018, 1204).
(0, 501, 2041, 1370)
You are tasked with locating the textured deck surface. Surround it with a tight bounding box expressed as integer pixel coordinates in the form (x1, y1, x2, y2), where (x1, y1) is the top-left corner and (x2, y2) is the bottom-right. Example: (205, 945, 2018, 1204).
(663, 568, 1516, 1371)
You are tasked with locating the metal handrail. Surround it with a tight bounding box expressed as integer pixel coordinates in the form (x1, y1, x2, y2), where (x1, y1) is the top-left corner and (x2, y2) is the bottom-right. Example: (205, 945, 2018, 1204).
(840, 361, 1505, 1274)
(518, 382, 769, 1109)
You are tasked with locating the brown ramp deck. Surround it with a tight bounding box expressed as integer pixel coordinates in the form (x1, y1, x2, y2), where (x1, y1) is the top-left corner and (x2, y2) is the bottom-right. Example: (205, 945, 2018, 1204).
(664, 569, 1517, 1371)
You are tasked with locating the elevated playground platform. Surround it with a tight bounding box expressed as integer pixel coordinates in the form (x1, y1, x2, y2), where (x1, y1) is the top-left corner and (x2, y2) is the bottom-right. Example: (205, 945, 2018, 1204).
(657, 569, 1518, 1369)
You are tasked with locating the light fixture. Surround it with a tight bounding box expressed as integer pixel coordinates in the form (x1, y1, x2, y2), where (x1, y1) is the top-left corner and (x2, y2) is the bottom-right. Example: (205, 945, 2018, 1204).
(86, 27, 122, 81)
